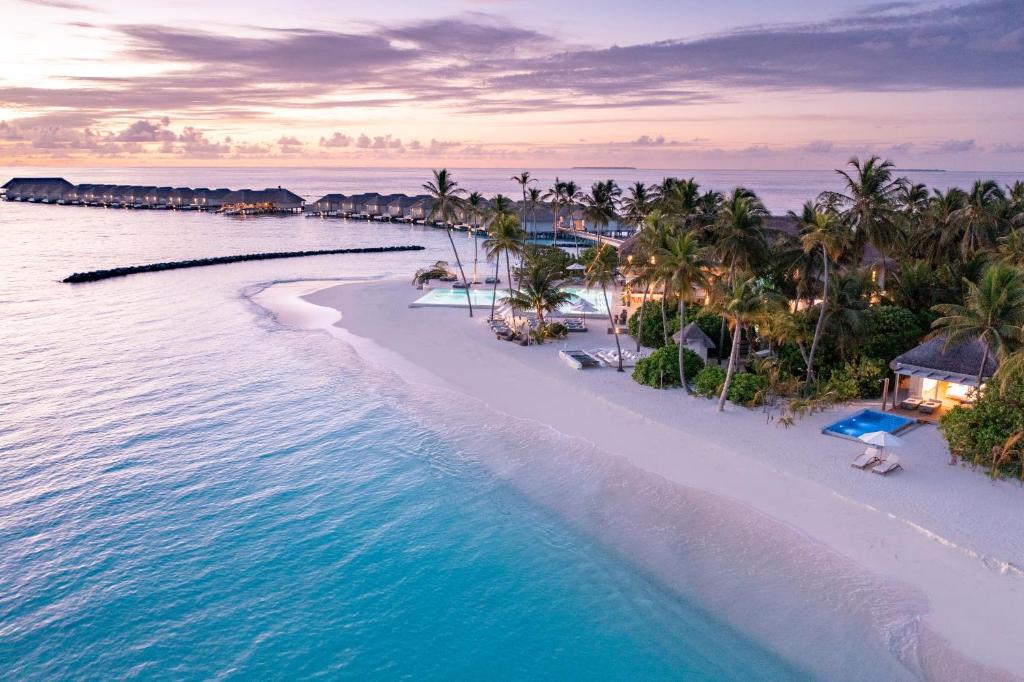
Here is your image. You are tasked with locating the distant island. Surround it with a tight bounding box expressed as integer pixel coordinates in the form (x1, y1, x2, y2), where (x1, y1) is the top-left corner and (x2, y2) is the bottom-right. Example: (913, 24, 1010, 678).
(572, 166, 637, 170)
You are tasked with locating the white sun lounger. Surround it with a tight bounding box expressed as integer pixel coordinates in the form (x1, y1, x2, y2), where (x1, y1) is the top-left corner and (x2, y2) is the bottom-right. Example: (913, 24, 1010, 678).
(872, 455, 903, 475)
(851, 448, 882, 469)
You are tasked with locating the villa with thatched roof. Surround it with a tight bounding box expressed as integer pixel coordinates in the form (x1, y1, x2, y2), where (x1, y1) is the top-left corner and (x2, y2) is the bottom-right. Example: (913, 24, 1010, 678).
(673, 322, 717, 361)
(887, 335, 999, 419)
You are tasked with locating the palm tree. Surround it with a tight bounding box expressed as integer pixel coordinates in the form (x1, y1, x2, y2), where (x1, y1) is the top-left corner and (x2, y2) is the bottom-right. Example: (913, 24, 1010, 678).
(713, 188, 769, 357)
(819, 155, 906, 281)
(511, 171, 537, 241)
(652, 230, 711, 392)
(930, 264, 1024, 387)
(792, 201, 849, 388)
(527, 186, 542, 235)
(424, 169, 472, 316)
(585, 242, 625, 371)
(626, 211, 670, 351)
(709, 276, 782, 411)
(996, 229, 1024, 268)
(483, 207, 526, 320)
(501, 262, 576, 329)
(621, 182, 652, 229)
(562, 180, 582, 256)
(466, 191, 486, 284)
(581, 180, 621, 238)
(412, 261, 452, 287)
(948, 180, 1006, 260)
(543, 179, 565, 233)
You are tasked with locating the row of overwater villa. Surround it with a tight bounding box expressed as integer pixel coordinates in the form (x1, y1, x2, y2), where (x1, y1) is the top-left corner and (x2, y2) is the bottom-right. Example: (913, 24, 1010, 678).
(1, 177, 634, 238)
(1, 177, 305, 214)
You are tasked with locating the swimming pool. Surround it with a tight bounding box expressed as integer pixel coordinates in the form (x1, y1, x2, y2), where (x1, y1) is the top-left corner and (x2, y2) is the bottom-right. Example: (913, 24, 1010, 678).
(413, 285, 611, 315)
(822, 409, 915, 440)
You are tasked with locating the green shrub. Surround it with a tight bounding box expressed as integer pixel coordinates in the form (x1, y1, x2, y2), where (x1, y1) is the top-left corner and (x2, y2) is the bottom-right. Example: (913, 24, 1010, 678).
(544, 322, 568, 340)
(693, 365, 727, 398)
(727, 372, 768, 405)
(824, 357, 887, 400)
(631, 344, 704, 389)
(940, 375, 1024, 475)
(628, 300, 679, 349)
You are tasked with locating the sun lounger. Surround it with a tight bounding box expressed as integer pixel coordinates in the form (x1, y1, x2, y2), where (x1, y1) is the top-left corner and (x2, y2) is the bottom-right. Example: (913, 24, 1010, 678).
(919, 399, 942, 414)
(872, 456, 903, 475)
(851, 447, 882, 469)
(899, 397, 923, 410)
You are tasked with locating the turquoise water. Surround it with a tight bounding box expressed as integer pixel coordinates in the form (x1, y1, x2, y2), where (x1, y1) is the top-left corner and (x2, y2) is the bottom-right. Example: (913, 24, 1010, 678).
(0, 196, 822, 679)
(412, 285, 609, 313)
(823, 409, 916, 440)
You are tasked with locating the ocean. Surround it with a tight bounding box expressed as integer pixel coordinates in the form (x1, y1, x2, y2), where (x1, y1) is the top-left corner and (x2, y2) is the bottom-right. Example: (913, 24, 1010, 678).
(3, 166, 1011, 679)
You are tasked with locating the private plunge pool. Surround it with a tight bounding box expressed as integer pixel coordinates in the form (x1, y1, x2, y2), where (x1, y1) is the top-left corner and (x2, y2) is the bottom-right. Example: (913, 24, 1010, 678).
(822, 409, 916, 441)
(412, 286, 610, 315)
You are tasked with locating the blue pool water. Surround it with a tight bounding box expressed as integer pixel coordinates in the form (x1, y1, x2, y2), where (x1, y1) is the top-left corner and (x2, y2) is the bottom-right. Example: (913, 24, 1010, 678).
(413, 285, 610, 314)
(822, 409, 916, 440)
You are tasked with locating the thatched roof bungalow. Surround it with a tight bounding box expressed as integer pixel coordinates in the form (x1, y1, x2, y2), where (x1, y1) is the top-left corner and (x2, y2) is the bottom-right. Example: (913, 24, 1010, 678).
(888, 335, 999, 416)
(1, 177, 74, 201)
(311, 193, 346, 213)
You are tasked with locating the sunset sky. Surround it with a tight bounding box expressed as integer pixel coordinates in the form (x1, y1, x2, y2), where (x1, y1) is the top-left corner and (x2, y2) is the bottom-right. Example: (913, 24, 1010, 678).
(2, 0, 1022, 169)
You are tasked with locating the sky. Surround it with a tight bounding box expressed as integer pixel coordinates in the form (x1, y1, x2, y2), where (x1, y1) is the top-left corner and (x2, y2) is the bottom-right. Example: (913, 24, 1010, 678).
(1, 0, 1022, 169)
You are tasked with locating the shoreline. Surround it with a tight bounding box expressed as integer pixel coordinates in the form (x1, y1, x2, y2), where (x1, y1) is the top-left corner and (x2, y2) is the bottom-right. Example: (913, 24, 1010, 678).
(253, 278, 1024, 680)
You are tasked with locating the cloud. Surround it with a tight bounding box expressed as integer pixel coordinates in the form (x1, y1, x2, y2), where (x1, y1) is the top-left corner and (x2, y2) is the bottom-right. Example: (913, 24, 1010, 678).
(319, 132, 352, 147)
(801, 140, 835, 153)
(19, 0, 97, 10)
(277, 135, 303, 153)
(938, 138, 976, 152)
(631, 134, 666, 145)
(114, 117, 175, 142)
(992, 142, 1024, 153)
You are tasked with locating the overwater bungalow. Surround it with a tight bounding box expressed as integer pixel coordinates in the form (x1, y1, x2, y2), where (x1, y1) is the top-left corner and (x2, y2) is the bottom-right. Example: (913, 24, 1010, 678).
(311, 193, 346, 214)
(885, 336, 998, 422)
(1, 177, 74, 202)
(219, 187, 304, 214)
(345, 193, 378, 217)
(386, 195, 419, 220)
(408, 197, 435, 222)
(366, 193, 402, 217)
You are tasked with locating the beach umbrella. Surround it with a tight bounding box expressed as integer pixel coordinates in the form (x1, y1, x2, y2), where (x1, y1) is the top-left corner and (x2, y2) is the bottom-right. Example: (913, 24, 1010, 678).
(566, 263, 586, 271)
(858, 431, 905, 455)
(566, 298, 598, 314)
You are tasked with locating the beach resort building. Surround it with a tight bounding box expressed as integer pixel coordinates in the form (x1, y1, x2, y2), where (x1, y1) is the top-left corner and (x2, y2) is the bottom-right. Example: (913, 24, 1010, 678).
(1, 177, 74, 202)
(886, 336, 998, 421)
(673, 322, 717, 362)
(311, 194, 346, 214)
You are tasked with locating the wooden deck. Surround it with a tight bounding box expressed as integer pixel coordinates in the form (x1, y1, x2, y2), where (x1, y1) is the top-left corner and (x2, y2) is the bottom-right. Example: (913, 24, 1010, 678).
(884, 405, 945, 425)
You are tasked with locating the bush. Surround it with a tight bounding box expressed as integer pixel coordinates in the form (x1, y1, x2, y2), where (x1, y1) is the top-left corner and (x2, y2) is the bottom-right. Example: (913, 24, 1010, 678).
(940, 375, 1024, 475)
(727, 372, 768, 405)
(693, 365, 727, 398)
(860, 306, 924, 363)
(824, 357, 887, 400)
(632, 344, 704, 389)
(544, 322, 568, 340)
(628, 300, 677, 349)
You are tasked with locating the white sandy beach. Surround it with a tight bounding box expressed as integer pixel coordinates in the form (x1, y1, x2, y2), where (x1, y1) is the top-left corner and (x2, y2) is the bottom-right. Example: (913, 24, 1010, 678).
(254, 278, 1024, 681)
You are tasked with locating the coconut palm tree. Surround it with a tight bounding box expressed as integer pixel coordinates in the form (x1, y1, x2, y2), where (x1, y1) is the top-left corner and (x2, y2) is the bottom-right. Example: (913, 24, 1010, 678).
(483, 209, 526, 320)
(652, 230, 711, 392)
(527, 186, 542, 234)
(709, 276, 782, 411)
(621, 182, 652, 229)
(543, 179, 565, 231)
(792, 201, 850, 388)
(562, 180, 583, 255)
(466, 191, 486, 284)
(585, 242, 625, 371)
(581, 180, 621, 237)
(819, 155, 906, 280)
(930, 264, 1024, 387)
(712, 188, 769, 356)
(424, 169, 472, 316)
(412, 261, 453, 287)
(626, 211, 671, 351)
(996, 230, 1024, 268)
(511, 171, 536, 240)
(948, 179, 1006, 261)
(501, 262, 576, 330)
